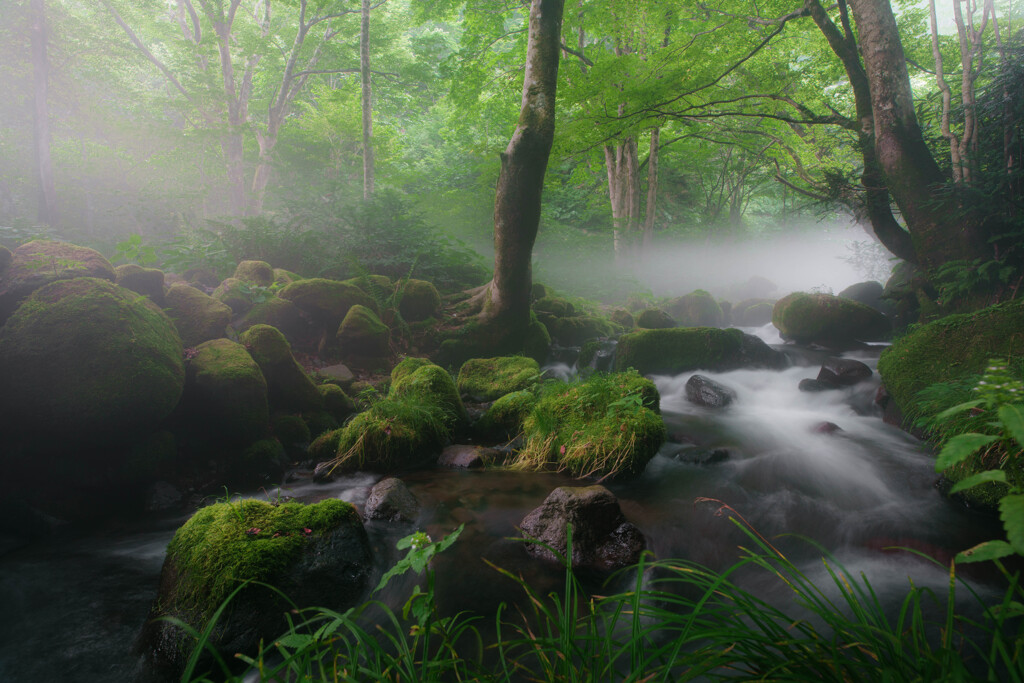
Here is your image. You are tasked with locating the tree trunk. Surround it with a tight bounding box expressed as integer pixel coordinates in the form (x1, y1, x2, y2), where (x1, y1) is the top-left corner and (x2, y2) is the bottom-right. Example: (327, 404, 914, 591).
(604, 136, 640, 266)
(30, 0, 57, 225)
(847, 0, 990, 270)
(361, 0, 375, 200)
(642, 127, 659, 254)
(484, 0, 565, 329)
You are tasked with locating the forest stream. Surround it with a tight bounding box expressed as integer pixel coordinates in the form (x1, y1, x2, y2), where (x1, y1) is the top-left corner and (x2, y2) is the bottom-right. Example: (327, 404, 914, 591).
(0, 325, 1004, 682)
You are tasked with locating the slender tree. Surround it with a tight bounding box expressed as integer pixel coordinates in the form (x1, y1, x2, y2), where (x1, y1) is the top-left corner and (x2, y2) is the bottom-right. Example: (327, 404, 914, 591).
(360, 0, 374, 199)
(29, 0, 57, 225)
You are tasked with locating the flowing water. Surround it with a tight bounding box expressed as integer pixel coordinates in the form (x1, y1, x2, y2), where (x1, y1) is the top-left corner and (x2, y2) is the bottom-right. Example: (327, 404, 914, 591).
(0, 327, 1004, 681)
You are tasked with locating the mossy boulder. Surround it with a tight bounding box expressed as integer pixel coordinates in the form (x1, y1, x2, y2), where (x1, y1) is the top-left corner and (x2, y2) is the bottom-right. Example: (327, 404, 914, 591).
(233, 260, 274, 286)
(545, 314, 615, 346)
(772, 292, 890, 346)
(436, 313, 550, 367)
(236, 296, 307, 340)
(323, 361, 464, 472)
(636, 308, 676, 329)
(239, 324, 323, 414)
(0, 240, 115, 324)
(164, 282, 232, 347)
(391, 356, 433, 383)
(664, 290, 724, 327)
(533, 296, 575, 317)
(273, 268, 302, 287)
(141, 499, 371, 677)
(398, 278, 442, 322)
(614, 327, 787, 376)
(474, 389, 537, 442)
(181, 338, 269, 444)
(319, 383, 357, 424)
(512, 371, 665, 479)
(732, 298, 775, 326)
(878, 298, 1024, 416)
(278, 278, 376, 326)
(342, 274, 393, 296)
(336, 304, 390, 358)
(609, 308, 634, 329)
(457, 356, 541, 402)
(114, 263, 165, 305)
(0, 277, 184, 439)
(212, 277, 252, 314)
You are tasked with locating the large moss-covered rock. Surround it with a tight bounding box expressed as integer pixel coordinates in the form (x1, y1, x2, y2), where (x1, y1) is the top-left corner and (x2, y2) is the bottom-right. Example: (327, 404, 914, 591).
(614, 327, 787, 375)
(474, 389, 537, 442)
(140, 499, 371, 677)
(319, 383, 357, 424)
(545, 314, 615, 346)
(236, 296, 307, 340)
(732, 298, 775, 326)
(0, 277, 184, 438)
(0, 240, 115, 324)
(436, 313, 550, 367)
(233, 260, 274, 286)
(878, 298, 1024, 416)
(636, 308, 676, 329)
(181, 338, 268, 444)
(212, 277, 252, 314)
(114, 263, 165, 305)
(398, 279, 442, 322)
(772, 292, 890, 346)
(336, 304, 390, 358)
(239, 324, 323, 414)
(164, 282, 232, 347)
(457, 356, 541, 402)
(512, 371, 665, 479)
(390, 361, 467, 427)
(664, 290, 724, 327)
(279, 278, 376, 326)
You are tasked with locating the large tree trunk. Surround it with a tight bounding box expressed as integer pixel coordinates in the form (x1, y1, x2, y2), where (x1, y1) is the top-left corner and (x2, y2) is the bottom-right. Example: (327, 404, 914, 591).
(604, 136, 640, 266)
(483, 0, 565, 329)
(642, 127, 659, 255)
(361, 0, 375, 199)
(847, 0, 990, 270)
(30, 0, 57, 225)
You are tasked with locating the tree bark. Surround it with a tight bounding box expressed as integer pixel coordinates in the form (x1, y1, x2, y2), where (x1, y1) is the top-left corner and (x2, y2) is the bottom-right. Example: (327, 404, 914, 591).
(30, 0, 57, 225)
(847, 0, 990, 269)
(484, 0, 565, 329)
(643, 127, 659, 254)
(604, 136, 640, 266)
(361, 0, 375, 199)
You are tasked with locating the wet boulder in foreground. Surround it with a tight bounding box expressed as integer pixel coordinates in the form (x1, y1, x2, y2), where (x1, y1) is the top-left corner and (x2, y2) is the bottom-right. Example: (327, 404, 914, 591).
(772, 292, 890, 347)
(817, 357, 873, 386)
(0, 277, 184, 439)
(520, 485, 645, 571)
(685, 374, 737, 408)
(614, 327, 787, 376)
(139, 498, 372, 679)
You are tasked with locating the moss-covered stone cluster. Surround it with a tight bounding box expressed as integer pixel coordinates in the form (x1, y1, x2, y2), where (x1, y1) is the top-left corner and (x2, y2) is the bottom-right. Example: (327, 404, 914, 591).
(511, 371, 666, 479)
(614, 327, 786, 375)
(772, 292, 890, 345)
(457, 356, 541, 402)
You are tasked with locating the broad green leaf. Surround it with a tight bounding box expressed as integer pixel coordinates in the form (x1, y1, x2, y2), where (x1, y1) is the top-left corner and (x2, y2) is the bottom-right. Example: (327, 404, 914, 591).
(955, 540, 1015, 564)
(948, 469, 1007, 494)
(998, 404, 1024, 448)
(1000, 494, 1024, 555)
(275, 633, 314, 649)
(935, 433, 999, 470)
(935, 400, 984, 421)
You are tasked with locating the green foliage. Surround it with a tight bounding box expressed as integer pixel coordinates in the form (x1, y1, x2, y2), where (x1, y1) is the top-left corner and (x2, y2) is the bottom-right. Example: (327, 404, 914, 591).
(157, 228, 236, 278)
(112, 234, 158, 266)
(930, 360, 1024, 562)
(932, 257, 1019, 307)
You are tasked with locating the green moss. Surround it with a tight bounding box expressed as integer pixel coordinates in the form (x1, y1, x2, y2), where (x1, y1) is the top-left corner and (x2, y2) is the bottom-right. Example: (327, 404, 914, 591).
(114, 263, 165, 303)
(390, 363, 467, 426)
(164, 282, 232, 347)
(166, 499, 357, 621)
(308, 428, 345, 462)
(337, 304, 390, 357)
(545, 314, 615, 346)
(878, 298, 1024, 415)
(212, 277, 252, 314)
(474, 389, 537, 441)
(319, 383, 357, 424)
(341, 274, 393, 295)
(609, 308, 634, 329)
(279, 278, 377, 323)
(272, 414, 311, 446)
(233, 260, 274, 286)
(457, 356, 541, 402)
(237, 296, 304, 337)
(534, 296, 575, 317)
(392, 356, 433, 383)
(772, 292, 890, 344)
(398, 279, 442, 322)
(614, 327, 742, 375)
(0, 277, 184, 438)
(186, 338, 269, 443)
(273, 268, 302, 286)
(512, 371, 665, 479)
(241, 438, 286, 472)
(239, 324, 323, 414)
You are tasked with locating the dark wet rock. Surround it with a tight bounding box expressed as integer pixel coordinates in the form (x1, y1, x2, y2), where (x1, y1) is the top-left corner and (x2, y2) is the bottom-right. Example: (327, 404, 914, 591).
(838, 280, 890, 314)
(812, 421, 843, 434)
(673, 447, 729, 465)
(685, 374, 737, 408)
(0, 240, 115, 324)
(364, 477, 420, 522)
(664, 290, 724, 327)
(239, 324, 324, 414)
(732, 298, 776, 326)
(609, 308, 634, 329)
(520, 485, 645, 571)
(438, 445, 502, 469)
(181, 338, 269, 444)
(799, 378, 837, 392)
(817, 357, 873, 386)
(319, 362, 355, 385)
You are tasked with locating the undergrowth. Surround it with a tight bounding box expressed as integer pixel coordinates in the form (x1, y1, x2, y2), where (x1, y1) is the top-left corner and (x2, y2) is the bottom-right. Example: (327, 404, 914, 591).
(174, 506, 1024, 682)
